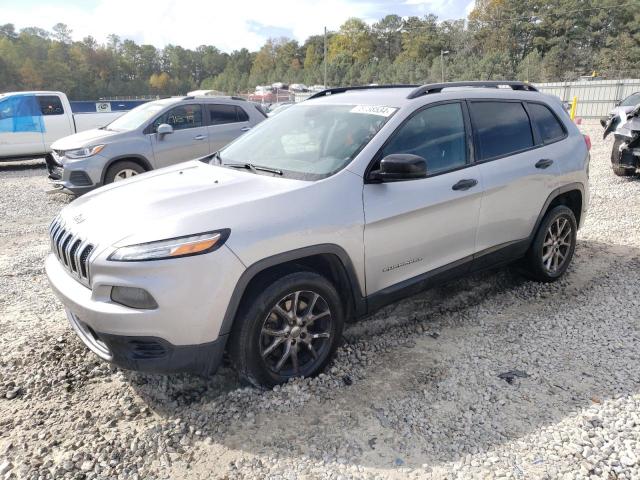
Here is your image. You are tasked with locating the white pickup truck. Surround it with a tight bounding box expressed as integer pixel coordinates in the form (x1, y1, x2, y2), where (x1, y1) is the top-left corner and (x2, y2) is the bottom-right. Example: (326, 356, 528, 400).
(0, 91, 146, 162)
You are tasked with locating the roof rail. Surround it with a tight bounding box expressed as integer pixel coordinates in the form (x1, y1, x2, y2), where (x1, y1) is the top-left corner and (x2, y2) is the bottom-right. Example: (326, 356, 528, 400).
(407, 81, 538, 99)
(307, 84, 420, 100)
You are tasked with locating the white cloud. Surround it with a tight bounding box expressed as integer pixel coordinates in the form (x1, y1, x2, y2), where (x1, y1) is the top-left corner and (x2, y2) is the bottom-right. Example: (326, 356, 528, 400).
(2, 0, 378, 51)
(402, 0, 469, 20)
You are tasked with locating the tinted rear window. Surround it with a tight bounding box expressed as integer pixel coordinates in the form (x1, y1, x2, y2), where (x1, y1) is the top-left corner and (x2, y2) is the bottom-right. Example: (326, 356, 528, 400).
(469, 101, 533, 160)
(528, 102, 565, 143)
(208, 104, 238, 125)
(236, 106, 249, 122)
(37, 96, 64, 115)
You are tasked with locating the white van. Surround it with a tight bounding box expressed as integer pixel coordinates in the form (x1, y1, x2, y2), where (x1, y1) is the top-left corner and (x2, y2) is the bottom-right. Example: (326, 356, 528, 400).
(0, 91, 136, 161)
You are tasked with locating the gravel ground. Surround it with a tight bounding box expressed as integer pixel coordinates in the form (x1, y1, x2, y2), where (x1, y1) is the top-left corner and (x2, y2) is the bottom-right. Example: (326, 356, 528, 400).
(0, 122, 639, 480)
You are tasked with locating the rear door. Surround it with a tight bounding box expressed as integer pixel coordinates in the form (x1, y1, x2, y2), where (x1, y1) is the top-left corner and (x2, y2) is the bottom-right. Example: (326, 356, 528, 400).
(150, 103, 210, 168)
(36, 94, 74, 150)
(206, 104, 252, 152)
(470, 100, 562, 252)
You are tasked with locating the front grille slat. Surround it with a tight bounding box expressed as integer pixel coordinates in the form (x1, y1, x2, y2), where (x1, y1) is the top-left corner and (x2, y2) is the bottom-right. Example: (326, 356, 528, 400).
(69, 239, 82, 272)
(48, 216, 94, 287)
(60, 232, 73, 266)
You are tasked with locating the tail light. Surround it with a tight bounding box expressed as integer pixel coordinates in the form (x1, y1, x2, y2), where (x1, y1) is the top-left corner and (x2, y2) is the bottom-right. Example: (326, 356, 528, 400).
(583, 134, 592, 151)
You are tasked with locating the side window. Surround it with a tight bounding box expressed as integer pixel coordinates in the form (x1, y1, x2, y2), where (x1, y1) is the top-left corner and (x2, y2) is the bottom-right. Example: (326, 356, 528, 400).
(208, 104, 238, 125)
(37, 96, 64, 115)
(527, 102, 566, 144)
(236, 106, 249, 122)
(469, 101, 533, 160)
(381, 102, 467, 175)
(154, 104, 203, 131)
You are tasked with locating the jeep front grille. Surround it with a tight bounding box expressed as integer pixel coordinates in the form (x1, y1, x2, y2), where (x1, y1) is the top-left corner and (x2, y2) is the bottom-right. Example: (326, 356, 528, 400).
(49, 217, 95, 287)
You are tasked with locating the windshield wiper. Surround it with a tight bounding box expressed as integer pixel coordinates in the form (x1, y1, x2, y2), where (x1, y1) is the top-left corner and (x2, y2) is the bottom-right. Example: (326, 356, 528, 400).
(223, 162, 283, 175)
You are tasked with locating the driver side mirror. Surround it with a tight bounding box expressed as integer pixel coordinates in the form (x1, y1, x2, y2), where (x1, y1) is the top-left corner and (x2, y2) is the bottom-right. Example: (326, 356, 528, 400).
(157, 123, 173, 138)
(369, 154, 427, 182)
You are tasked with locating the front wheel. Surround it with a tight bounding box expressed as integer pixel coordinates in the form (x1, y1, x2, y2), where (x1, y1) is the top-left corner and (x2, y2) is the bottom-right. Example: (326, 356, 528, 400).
(524, 205, 577, 282)
(104, 160, 145, 185)
(229, 271, 344, 388)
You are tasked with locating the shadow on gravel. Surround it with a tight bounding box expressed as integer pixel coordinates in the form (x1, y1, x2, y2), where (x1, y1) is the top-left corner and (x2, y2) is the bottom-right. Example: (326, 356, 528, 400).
(123, 239, 640, 472)
(0, 159, 45, 171)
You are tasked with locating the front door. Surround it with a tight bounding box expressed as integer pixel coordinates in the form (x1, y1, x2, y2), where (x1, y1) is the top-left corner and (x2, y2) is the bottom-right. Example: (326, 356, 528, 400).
(363, 102, 483, 295)
(0, 94, 45, 158)
(151, 103, 210, 168)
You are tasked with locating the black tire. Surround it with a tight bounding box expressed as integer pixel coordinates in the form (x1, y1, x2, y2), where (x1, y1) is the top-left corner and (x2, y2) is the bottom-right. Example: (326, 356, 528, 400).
(613, 165, 635, 177)
(524, 205, 577, 282)
(229, 270, 344, 388)
(611, 138, 635, 177)
(104, 160, 145, 185)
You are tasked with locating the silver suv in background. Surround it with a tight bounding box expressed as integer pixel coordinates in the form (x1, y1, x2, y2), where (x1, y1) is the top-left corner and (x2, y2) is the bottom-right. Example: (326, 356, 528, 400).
(48, 96, 266, 194)
(46, 82, 590, 388)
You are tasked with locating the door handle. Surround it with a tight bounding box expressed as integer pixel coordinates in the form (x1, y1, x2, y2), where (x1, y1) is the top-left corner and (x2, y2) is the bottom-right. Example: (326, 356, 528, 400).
(452, 179, 478, 191)
(193, 135, 206, 140)
(241, 126, 251, 132)
(535, 158, 554, 169)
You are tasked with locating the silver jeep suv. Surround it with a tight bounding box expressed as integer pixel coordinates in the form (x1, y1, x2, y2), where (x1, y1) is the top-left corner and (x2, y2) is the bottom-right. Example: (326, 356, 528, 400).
(46, 82, 590, 387)
(47, 96, 266, 194)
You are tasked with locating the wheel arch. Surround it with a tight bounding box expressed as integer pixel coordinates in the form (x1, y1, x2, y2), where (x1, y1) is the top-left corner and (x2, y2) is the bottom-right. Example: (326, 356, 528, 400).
(220, 245, 366, 337)
(530, 183, 584, 242)
(101, 155, 152, 184)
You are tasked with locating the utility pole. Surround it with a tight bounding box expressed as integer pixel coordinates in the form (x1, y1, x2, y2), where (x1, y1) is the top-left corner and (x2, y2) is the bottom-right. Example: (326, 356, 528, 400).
(441, 50, 449, 83)
(323, 26, 327, 88)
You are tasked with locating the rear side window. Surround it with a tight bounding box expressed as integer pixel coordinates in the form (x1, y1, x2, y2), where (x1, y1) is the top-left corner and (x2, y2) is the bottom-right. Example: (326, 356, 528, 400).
(208, 104, 244, 125)
(37, 96, 64, 115)
(381, 102, 467, 175)
(469, 101, 533, 160)
(527, 102, 566, 143)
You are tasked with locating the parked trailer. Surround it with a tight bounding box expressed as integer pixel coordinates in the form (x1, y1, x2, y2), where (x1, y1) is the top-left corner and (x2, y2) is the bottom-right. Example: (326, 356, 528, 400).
(0, 91, 147, 161)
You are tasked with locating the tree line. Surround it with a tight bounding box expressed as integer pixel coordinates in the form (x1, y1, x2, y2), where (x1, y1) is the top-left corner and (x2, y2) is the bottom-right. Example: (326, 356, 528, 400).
(0, 0, 638, 100)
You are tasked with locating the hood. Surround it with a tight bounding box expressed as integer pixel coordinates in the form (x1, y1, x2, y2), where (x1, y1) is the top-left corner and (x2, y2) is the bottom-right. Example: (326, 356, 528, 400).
(51, 128, 123, 150)
(57, 160, 307, 252)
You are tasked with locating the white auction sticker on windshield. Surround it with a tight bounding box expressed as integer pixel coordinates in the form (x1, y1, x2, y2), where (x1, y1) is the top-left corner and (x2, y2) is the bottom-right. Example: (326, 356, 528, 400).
(350, 105, 396, 117)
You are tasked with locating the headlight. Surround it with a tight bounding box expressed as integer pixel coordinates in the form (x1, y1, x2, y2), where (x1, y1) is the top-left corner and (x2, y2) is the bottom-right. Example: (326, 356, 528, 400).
(65, 145, 105, 159)
(108, 230, 230, 262)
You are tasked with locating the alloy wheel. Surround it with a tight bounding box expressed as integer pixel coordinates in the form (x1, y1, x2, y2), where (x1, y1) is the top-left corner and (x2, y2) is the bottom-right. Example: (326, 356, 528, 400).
(542, 216, 573, 274)
(259, 290, 332, 377)
(113, 169, 139, 181)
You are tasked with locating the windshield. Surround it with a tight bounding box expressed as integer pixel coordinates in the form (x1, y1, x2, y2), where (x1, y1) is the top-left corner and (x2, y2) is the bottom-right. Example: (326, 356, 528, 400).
(105, 101, 167, 131)
(214, 104, 397, 180)
(621, 93, 640, 107)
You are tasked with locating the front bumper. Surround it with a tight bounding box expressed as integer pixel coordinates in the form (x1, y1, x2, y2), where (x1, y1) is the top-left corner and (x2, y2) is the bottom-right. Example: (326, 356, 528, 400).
(45, 242, 245, 374)
(66, 309, 226, 375)
(47, 152, 107, 195)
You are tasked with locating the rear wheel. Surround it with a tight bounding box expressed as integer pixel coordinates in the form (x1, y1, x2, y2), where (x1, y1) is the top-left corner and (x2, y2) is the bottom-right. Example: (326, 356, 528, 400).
(104, 160, 145, 185)
(524, 205, 577, 282)
(229, 271, 344, 388)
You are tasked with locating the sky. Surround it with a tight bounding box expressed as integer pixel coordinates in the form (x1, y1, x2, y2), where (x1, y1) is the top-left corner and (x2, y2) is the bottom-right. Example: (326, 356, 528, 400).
(0, 0, 476, 52)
